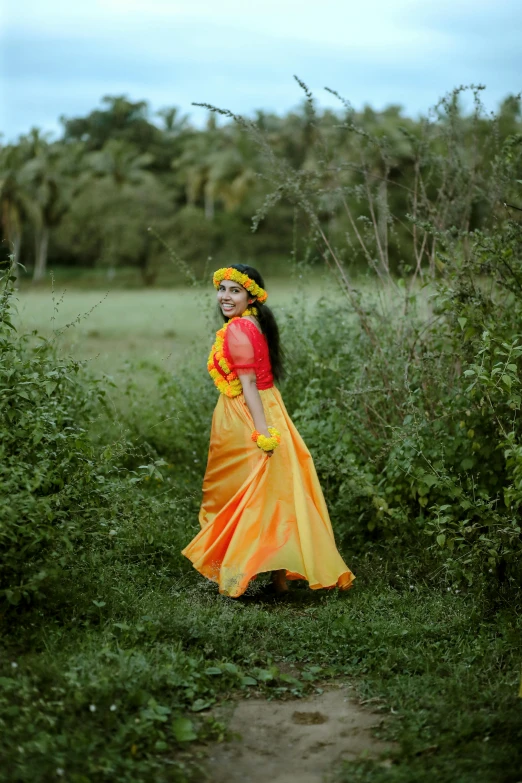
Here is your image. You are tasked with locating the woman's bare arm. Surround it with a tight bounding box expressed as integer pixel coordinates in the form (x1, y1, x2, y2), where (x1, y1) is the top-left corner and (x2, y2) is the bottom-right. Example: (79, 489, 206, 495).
(238, 373, 270, 437)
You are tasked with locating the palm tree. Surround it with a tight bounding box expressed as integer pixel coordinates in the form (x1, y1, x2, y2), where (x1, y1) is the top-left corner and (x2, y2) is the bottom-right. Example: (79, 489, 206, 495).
(0, 142, 38, 284)
(85, 139, 156, 188)
(18, 129, 83, 282)
(80, 139, 165, 281)
(205, 147, 256, 216)
(62, 95, 157, 152)
(175, 115, 258, 221)
(156, 107, 190, 137)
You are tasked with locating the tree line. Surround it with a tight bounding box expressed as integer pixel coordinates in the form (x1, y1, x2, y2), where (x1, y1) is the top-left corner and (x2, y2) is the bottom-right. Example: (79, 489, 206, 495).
(1, 88, 521, 285)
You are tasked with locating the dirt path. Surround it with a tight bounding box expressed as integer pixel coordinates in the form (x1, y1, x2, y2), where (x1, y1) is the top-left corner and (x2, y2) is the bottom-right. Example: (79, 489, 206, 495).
(205, 683, 394, 783)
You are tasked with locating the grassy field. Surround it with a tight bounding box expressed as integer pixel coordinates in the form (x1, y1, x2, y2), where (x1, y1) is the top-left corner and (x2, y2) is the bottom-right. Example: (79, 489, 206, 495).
(15, 275, 332, 377)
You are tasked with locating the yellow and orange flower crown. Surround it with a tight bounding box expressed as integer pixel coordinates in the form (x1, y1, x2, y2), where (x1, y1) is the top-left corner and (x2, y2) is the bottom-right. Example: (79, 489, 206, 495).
(212, 267, 268, 303)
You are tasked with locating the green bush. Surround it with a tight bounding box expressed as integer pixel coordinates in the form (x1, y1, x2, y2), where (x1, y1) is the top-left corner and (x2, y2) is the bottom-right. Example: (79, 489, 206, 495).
(0, 270, 110, 603)
(0, 267, 188, 606)
(110, 359, 215, 479)
(275, 218, 522, 588)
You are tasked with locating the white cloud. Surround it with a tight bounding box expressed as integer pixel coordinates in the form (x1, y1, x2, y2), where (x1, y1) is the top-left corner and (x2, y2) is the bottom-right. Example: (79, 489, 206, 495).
(1, 0, 520, 140)
(5, 0, 449, 51)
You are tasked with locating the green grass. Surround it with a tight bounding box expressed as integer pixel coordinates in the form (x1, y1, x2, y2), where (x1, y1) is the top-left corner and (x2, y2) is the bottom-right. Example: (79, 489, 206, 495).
(4, 278, 521, 783)
(14, 275, 333, 377)
(16, 288, 211, 377)
(17, 259, 310, 291)
(4, 498, 521, 783)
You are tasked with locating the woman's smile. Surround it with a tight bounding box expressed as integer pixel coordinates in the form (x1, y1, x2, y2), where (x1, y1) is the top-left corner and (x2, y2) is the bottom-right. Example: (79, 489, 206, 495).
(218, 279, 249, 317)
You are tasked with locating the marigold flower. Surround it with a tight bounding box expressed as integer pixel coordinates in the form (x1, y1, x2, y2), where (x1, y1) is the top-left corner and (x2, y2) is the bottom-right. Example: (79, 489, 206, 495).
(207, 311, 263, 396)
(212, 268, 268, 303)
(251, 427, 281, 452)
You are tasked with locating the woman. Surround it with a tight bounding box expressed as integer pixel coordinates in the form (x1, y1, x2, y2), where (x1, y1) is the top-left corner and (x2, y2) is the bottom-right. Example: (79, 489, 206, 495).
(182, 264, 354, 597)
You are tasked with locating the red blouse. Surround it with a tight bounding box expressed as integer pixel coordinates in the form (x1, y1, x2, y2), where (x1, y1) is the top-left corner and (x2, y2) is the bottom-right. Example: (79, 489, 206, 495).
(223, 318, 274, 390)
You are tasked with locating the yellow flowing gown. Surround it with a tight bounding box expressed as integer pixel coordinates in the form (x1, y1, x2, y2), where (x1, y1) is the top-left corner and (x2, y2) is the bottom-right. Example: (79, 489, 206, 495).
(181, 318, 355, 597)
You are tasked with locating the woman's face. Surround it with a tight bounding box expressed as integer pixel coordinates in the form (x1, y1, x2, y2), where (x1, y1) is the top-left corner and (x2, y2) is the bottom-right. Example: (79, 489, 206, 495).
(217, 279, 251, 318)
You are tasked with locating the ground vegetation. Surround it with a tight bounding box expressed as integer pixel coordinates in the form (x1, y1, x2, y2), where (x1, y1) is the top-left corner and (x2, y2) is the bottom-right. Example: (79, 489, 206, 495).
(1, 84, 521, 782)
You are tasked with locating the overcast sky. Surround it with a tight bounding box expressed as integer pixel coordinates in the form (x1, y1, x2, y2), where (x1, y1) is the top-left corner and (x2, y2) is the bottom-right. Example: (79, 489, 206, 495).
(1, 0, 521, 141)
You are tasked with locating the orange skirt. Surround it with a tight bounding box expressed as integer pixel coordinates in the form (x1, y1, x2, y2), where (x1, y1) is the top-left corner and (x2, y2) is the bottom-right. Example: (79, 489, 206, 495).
(181, 387, 355, 597)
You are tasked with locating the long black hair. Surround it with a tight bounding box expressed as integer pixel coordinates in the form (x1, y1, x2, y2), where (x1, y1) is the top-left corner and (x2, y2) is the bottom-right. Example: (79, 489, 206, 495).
(219, 263, 285, 382)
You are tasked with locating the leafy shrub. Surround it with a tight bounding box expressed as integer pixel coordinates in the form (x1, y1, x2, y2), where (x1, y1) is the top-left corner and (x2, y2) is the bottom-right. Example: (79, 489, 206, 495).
(0, 268, 153, 605)
(110, 358, 216, 480)
(276, 216, 522, 588)
(0, 271, 102, 602)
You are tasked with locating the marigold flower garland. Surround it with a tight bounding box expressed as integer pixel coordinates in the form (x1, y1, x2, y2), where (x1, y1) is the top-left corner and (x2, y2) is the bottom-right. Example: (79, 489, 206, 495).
(251, 427, 281, 452)
(207, 303, 281, 450)
(207, 307, 257, 397)
(213, 268, 268, 303)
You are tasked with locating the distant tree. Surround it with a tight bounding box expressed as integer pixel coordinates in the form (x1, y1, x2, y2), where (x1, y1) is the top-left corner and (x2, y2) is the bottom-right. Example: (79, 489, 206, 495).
(55, 167, 170, 284)
(18, 129, 83, 282)
(175, 114, 258, 221)
(498, 95, 521, 138)
(156, 106, 191, 136)
(3, 89, 521, 284)
(84, 138, 156, 188)
(62, 95, 161, 152)
(0, 141, 39, 283)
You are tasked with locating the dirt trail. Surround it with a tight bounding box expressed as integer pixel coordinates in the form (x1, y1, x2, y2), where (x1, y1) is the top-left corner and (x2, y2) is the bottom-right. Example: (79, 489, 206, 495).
(206, 683, 394, 783)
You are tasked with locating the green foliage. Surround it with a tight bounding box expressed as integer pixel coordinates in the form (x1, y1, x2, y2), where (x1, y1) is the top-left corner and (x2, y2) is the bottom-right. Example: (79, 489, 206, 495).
(272, 225, 522, 589)
(0, 268, 114, 603)
(3, 87, 521, 286)
(0, 266, 188, 607)
(53, 179, 173, 284)
(111, 356, 216, 477)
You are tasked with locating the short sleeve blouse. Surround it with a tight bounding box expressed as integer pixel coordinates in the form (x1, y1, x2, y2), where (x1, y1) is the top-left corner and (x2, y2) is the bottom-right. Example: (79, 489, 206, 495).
(224, 319, 274, 390)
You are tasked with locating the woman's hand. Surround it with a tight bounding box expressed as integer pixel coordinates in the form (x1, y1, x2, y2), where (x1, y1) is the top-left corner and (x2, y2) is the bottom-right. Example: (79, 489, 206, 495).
(238, 373, 274, 456)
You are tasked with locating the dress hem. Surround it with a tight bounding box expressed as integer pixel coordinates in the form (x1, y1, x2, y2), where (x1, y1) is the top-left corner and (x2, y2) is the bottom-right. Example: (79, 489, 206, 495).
(182, 555, 355, 598)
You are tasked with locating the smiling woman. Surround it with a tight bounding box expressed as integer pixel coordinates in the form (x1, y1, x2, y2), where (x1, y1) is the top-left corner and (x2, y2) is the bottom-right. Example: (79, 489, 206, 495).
(181, 263, 355, 598)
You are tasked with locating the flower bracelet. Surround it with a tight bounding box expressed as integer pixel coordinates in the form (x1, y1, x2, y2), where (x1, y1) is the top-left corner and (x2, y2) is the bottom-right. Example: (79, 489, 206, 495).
(251, 427, 281, 452)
